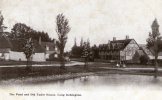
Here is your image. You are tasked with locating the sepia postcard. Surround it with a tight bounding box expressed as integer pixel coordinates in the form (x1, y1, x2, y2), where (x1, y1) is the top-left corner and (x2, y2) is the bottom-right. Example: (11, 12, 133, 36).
(0, 0, 162, 100)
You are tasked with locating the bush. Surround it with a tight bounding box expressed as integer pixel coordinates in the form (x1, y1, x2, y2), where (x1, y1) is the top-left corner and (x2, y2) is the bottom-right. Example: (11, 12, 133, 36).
(140, 55, 148, 65)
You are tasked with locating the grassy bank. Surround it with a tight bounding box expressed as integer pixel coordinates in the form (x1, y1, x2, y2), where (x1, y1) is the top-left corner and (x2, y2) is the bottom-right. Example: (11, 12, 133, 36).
(0, 62, 162, 82)
(0, 60, 71, 65)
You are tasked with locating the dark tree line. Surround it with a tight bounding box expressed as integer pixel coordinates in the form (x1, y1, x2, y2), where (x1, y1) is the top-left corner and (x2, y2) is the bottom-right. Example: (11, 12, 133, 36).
(8, 23, 53, 42)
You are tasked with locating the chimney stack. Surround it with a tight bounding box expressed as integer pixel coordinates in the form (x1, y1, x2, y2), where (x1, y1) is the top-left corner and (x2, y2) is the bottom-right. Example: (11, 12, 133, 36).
(126, 35, 129, 39)
(39, 36, 41, 45)
(113, 37, 116, 41)
(108, 40, 110, 43)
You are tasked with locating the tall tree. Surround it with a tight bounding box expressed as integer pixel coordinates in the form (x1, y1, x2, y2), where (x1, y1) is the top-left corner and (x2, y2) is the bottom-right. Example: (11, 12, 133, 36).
(0, 11, 7, 33)
(56, 13, 70, 69)
(146, 19, 162, 78)
(0, 11, 4, 32)
(23, 38, 35, 72)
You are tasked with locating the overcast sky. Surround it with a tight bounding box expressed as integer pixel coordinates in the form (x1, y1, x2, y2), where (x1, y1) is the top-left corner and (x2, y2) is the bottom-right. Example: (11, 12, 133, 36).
(0, 0, 162, 51)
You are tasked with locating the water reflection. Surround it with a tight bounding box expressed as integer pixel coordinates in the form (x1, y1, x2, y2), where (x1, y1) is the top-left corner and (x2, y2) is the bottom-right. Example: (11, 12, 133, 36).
(1, 74, 162, 90)
(47, 74, 162, 90)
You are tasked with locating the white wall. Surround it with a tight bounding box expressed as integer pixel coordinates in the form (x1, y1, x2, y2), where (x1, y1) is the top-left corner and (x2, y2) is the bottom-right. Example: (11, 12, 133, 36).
(32, 53, 46, 62)
(45, 54, 50, 59)
(9, 51, 45, 62)
(9, 51, 27, 61)
(4, 53, 10, 61)
(122, 40, 139, 60)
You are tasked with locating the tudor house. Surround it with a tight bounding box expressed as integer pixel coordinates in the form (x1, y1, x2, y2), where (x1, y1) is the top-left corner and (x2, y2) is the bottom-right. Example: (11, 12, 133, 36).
(98, 36, 140, 63)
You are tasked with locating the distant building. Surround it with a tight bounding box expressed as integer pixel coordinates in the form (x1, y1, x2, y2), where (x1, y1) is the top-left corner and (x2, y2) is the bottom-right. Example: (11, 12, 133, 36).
(98, 36, 140, 63)
(0, 35, 46, 61)
(38, 37, 59, 60)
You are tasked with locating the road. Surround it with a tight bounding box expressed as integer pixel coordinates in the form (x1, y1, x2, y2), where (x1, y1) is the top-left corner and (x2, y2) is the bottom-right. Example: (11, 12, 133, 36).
(0, 61, 85, 67)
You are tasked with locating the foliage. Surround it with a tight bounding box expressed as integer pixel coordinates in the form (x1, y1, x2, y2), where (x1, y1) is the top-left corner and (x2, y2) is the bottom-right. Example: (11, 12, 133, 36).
(56, 13, 70, 69)
(0, 11, 4, 29)
(146, 19, 162, 78)
(23, 38, 34, 59)
(71, 46, 83, 58)
(140, 55, 148, 65)
(91, 45, 99, 59)
(82, 42, 90, 67)
(9, 23, 53, 42)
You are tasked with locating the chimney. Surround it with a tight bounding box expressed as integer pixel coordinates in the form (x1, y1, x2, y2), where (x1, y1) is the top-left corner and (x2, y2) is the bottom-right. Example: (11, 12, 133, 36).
(39, 36, 41, 45)
(126, 35, 129, 39)
(113, 37, 116, 41)
(108, 40, 111, 44)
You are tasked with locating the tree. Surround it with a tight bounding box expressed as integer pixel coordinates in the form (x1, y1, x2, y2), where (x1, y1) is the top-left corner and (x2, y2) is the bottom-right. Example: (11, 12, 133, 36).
(0, 11, 4, 32)
(146, 19, 162, 78)
(56, 13, 70, 69)
(82, 42, 90, 68)
(80, 37, 83, 47)
(9, 23, 53, 42)
(23, 38, 35, 72)
(0, 11, 7, 33)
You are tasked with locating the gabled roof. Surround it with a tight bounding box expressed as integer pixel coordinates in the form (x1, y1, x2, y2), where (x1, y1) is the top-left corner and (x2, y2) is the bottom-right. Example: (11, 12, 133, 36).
(99, 39, 133, 51)
(139, 44, 152, 54)
(10, 39, 45, 53)
(110, 39, 133, 50)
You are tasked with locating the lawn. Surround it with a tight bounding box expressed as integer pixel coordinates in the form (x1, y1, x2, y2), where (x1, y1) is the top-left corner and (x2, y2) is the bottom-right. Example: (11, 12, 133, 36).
(0, 60, 71, 65)
(0, 61, 162, 81)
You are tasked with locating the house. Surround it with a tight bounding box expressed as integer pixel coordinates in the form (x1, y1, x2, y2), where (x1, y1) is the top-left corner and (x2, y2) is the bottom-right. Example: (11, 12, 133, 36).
(98, 36, 140, 63)
(39, 37, 59, 60)
(0, 35, 46, 62)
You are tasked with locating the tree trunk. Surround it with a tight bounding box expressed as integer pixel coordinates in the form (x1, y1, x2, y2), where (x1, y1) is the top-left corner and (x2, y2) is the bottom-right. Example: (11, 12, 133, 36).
(26, 58, 31, 72)
(84, 57, 88, 69)
(154, 39, 158, 78)
(60, 49, 65, 69)
(154, 55, 158, 78)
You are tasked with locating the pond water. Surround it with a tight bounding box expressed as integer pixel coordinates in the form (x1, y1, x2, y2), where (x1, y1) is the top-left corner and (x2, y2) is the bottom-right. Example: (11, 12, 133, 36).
(1, 74, 162, 100)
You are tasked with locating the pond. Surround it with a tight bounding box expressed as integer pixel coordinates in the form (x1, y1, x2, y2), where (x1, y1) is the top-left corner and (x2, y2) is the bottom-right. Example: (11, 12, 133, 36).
(1, 74, 162, 100)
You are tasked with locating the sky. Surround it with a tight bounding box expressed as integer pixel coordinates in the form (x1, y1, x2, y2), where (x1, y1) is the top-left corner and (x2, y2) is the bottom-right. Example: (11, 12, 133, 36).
(0, 0, 162, 51)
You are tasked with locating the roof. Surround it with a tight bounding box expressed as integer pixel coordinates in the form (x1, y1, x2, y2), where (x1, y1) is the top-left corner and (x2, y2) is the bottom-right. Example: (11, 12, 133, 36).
(41, 42, 56, 51)
(139, 44, 162, 60)
(139, 44, 153, 55)
(10, 39, 45, 53)
(99, 39, 133, 51)
(110, 39, 132, 49)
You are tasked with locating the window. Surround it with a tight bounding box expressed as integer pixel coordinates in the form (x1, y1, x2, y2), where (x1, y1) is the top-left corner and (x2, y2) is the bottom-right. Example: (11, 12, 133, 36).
(46, 46, 49, 51)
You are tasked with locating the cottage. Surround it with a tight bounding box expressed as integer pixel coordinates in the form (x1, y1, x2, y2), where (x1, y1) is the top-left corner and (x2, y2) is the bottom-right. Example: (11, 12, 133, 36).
(39, 37, 59, 60)
(0, 35, 46, 62)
